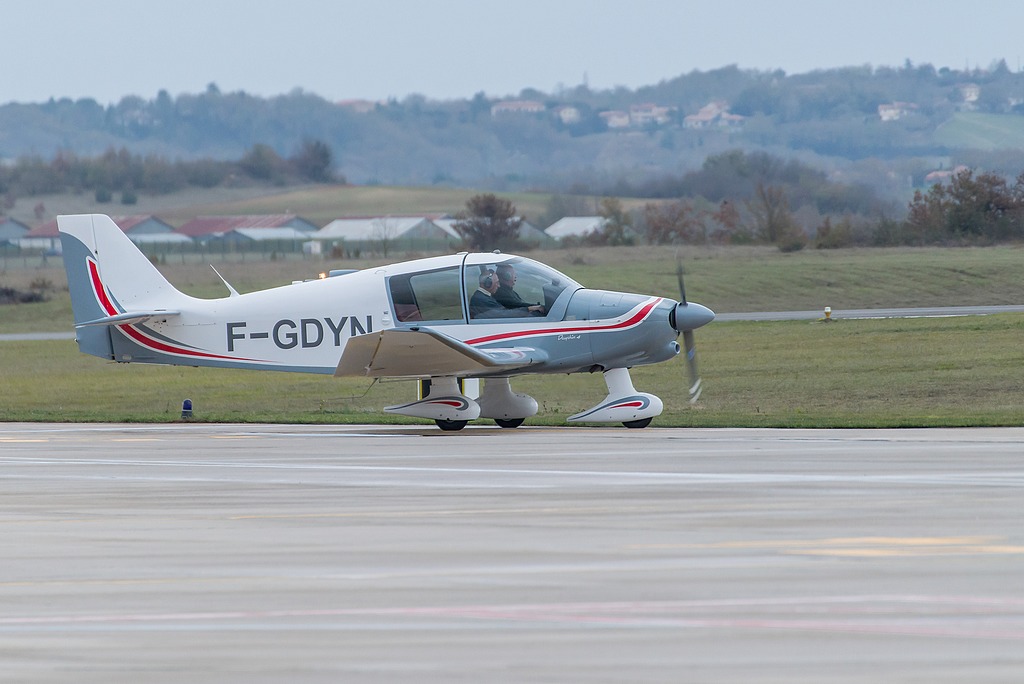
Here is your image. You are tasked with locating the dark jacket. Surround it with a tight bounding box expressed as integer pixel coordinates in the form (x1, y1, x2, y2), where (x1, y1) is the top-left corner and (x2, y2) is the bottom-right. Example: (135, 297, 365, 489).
(470, 289, 530, 319)
(494, 284, 529, 309)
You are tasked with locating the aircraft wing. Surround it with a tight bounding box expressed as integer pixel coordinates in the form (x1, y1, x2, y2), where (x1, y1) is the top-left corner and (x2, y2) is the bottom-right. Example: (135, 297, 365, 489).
(335, 326, 545, 378)
(75, 310, 181, 327)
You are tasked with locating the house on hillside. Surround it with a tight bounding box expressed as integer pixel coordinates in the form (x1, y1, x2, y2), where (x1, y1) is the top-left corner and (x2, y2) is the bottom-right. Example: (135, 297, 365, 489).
(554, 105, 582, 125)
(336, 99, 380, 113)
(490, 100, 546, 117)
(683, 101, 744, 129)
(176, 215, 317, 242)
(599, 110, 630, 129)
(878, 101, 919, 121)
(924, 165, 970, 185)
(20, 215, 183, 252)
(545, 216, 608, 240)
(630, 103, 673, 127)
(0, 217, 30, 247)
(956, 83, 981, 111)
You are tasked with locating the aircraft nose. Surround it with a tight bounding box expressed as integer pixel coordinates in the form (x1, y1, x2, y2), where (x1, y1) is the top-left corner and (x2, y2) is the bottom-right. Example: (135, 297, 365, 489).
(671, 301, 715, 332)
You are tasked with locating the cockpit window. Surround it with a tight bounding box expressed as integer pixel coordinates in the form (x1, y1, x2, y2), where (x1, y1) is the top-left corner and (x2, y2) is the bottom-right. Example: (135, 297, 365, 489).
(388, 266, 462, 322)
(465, 257, 580, 320)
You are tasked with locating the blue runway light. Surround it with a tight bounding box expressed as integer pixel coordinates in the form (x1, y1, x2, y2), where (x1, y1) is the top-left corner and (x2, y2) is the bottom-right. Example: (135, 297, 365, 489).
(181, 399, 193, 420)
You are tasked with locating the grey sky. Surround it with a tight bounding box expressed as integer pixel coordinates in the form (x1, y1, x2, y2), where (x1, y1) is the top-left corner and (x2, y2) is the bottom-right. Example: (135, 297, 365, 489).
(6, 0, 1024, 105)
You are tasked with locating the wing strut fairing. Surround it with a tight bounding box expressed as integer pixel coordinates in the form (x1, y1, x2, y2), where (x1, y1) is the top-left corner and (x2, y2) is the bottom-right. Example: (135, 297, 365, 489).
(75, 310, 181, 328)
(335, 326, 544, 378)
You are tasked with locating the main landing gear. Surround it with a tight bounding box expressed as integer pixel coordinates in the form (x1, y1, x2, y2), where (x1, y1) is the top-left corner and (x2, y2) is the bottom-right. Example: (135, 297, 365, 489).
(567, 367, 663, 428)
(384, 377, 538, 431)
(387, 370, 663, 430)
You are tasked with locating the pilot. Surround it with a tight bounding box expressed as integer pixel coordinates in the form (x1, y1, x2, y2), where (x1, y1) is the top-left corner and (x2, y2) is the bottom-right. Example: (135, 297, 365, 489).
(470, 268, 538, 319)
(494, 264, 545, 315)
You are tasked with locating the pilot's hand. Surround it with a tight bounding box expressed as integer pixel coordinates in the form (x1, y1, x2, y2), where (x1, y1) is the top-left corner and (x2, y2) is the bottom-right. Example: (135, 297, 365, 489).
(528, 304, 546, 315)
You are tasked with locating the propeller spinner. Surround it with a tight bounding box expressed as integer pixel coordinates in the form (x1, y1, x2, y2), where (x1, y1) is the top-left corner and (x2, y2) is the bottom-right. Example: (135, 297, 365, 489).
(670, 260, 715, 403)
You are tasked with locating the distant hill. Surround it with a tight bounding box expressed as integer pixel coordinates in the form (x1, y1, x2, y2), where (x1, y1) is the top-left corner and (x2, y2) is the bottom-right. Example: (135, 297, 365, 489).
(5, 63, 1024, 203)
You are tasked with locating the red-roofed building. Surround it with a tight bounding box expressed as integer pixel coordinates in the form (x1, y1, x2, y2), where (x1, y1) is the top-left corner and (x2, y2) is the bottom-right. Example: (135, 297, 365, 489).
(630, 103, 673, 127)
(175, 215, 317, 241)
(683, 100, 745, 129)
(599, 110, 630, 129)
(21, 215, 179, 251)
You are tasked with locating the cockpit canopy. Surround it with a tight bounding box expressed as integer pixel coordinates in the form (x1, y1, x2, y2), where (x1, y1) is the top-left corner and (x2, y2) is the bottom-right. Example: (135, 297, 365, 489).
(387, 254, 581, 324)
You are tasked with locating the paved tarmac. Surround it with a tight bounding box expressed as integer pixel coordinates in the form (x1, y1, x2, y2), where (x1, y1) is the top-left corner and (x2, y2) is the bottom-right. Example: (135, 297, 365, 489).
(1, 423, 1023, 683)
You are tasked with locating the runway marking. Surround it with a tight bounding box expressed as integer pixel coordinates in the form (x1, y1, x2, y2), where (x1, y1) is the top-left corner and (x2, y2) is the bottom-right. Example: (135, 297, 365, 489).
(230, 505, 662, 520)
(632, 536, 1024, 557)
(0, 576, 260, 588)
(2, 596, 1023, 640)
(4, 454, 1024, 493)
(112, 438, 162, 442)
(0, 439, 48, 443)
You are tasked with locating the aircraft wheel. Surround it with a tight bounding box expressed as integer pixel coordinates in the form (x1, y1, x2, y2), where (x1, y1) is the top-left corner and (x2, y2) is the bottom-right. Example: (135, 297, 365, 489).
(435, 419, 468, 431)
(622, 417, 652, 429)
(494, 418, 525, 429)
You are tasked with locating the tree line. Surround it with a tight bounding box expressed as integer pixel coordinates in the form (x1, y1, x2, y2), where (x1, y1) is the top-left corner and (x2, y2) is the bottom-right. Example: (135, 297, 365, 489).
(612, 162, 1024, 249)
(5, 144, 1023, 250)
(464, 152, 1024, 251)
(0, 140, 338, 208)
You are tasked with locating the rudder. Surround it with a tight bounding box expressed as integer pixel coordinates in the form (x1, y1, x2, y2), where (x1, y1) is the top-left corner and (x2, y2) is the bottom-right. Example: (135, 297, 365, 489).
(58, 214, 185, 359)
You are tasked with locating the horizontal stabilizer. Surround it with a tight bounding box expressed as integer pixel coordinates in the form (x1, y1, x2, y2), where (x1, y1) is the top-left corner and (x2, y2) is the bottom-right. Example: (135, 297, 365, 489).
(335, 327, 542, 378)
(76, 310, 181, 328)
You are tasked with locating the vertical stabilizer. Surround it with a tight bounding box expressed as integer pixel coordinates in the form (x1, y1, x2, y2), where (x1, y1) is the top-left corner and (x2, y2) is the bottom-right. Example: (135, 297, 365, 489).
(58, 214, 186, 359)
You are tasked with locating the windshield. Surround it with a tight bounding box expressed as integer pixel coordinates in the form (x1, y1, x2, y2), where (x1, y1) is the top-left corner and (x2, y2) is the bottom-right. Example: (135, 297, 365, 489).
(464, 256, 581, 320)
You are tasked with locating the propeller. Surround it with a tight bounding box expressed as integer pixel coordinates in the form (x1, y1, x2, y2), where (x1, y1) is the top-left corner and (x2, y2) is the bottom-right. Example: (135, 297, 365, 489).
(671, 257, 715, 403)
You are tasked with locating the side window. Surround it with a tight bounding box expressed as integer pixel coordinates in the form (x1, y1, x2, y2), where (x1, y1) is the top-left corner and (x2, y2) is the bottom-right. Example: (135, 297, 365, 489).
(388, 267, 463, 323)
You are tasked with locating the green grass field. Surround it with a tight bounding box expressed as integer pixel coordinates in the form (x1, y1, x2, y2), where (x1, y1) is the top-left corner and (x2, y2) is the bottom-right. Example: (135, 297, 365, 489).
(933, 112, 1024, 150)
(3, 314, 1022, 427)
(6, 243, 1024, 333)
(3, 190, 1023, 427)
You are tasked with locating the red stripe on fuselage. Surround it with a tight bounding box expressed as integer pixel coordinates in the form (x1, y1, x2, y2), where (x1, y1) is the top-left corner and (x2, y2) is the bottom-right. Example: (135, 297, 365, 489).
(86, 258, 253, 363)
(465, 297, 663, 346)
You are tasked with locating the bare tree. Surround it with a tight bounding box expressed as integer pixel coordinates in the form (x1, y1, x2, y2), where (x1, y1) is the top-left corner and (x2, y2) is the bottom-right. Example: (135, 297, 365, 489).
(643, 200, 703, 244)
(597, 197, 635, 246)
(453, 194, 522, 251)
(708, 200, 749, 244)
(747, 182, 797, 244)
(291, 139, 335, 183)
(372, 217, 400, 258)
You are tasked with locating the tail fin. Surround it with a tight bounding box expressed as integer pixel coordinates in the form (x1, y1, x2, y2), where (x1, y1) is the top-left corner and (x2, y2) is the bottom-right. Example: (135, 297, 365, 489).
(58, 214, 186, 359)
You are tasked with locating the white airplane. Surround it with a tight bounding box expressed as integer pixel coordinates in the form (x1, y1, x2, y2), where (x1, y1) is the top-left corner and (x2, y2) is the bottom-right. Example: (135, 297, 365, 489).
(57, 214, 714, 430)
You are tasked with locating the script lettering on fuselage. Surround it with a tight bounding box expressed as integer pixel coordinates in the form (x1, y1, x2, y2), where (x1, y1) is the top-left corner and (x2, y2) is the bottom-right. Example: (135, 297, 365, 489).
(226, 316, 372, 352)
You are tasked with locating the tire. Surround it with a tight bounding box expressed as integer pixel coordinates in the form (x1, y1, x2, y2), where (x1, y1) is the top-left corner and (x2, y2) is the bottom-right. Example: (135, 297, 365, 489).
(622, 417, 652, 429)
(435, 419, 468, 431)
(494, 418, 525, 429)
